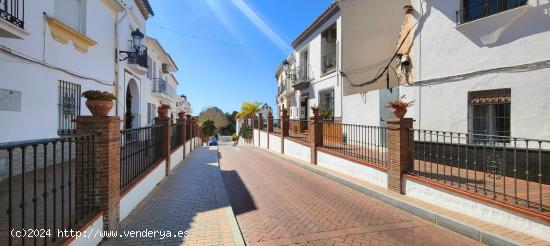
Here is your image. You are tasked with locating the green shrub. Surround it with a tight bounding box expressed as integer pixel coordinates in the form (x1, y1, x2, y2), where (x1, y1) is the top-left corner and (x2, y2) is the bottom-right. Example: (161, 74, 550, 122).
(241, 126, 253, 139)
(231, 132, 238, 141)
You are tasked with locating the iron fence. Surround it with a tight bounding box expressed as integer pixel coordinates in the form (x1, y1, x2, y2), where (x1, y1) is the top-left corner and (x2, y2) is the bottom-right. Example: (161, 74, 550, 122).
(272, 119, 281, 134)
(288, 119, 310, 144)
(261, 118, 268, 130)
(120, 125, 164, 191)
(0, 134, 98, 245)
(171, 123, 182, 149)
(409, 129, 550, 213)
(320, 122, 388, 167)
(456, 0, 527, 24)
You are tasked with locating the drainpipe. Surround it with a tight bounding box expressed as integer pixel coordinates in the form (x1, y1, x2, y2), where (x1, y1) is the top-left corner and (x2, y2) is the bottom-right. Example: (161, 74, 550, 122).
(115, 6, 129, 117)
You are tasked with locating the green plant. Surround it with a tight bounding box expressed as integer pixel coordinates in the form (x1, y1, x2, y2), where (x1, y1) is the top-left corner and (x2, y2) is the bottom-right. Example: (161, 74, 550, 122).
(82, 90, 117, 101)
(231, 132, 238, 141)
(320, 107, 332, 120)
(201, 119, 216, 136)
(241, 126, 253, 139)
(236, 101, 262, 119)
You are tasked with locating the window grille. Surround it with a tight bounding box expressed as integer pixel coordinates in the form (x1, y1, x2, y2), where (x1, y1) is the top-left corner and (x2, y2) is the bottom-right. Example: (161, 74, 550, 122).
(58, 80, 81, 135)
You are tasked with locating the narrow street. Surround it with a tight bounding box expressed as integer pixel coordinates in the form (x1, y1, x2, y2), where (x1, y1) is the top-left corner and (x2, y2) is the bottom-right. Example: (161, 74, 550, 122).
(219, 146, 481, 246)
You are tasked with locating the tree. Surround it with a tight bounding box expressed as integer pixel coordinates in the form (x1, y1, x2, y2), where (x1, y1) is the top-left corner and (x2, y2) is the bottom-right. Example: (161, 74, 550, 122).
(198, 107, 229, 130)
(201, 119, 216, 137)
(219, 111, 238, 135)
(236, 101, 262, 119)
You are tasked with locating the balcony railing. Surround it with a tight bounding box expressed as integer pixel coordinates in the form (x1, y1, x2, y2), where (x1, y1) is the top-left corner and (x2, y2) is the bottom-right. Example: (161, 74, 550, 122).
(290, 64, 313, 90)
(153, 78, 176, 99)
(322, 51, 337, 74)
(456, 0, 527, 25)
(127, 46, 148, 68)
(0, 0, 24, 29)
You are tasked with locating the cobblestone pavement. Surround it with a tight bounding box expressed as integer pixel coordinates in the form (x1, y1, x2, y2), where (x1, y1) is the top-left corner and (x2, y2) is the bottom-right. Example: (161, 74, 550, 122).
(219, 146, 482, 246)
(102, 147, 238, 246)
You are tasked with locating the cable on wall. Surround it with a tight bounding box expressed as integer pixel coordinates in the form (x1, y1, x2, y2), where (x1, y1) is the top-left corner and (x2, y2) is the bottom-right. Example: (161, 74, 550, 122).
(0, 45, 115, 86)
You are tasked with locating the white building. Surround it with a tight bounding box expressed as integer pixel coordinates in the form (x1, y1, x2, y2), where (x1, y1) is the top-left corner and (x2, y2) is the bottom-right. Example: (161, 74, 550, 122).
(0, 0, 125, 142)
(0, 0, 189, 142)
(398, 0, 550, 139)
(276, 0, 407, 127)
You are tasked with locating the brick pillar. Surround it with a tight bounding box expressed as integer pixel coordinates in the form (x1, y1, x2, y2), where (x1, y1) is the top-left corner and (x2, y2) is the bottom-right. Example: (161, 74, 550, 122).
(281, 108, 289, 154)
(74, 116, 121, 230)
(178, 115, 186, 159)
(387, 118, 414, 194)
(155, 117, 171, 176)
(310, 108, 323, 165)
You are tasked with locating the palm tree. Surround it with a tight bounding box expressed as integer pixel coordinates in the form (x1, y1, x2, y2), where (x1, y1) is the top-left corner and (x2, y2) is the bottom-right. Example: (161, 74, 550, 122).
(236, 101, 262, 120)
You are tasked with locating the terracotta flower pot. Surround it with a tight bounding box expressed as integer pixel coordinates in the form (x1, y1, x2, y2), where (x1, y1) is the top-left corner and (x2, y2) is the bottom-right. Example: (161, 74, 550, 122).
(178, 112, 186, 120)
(157, 107, 169, 118)
(392, 108, 407, 119)
(85, 100, 113, 117)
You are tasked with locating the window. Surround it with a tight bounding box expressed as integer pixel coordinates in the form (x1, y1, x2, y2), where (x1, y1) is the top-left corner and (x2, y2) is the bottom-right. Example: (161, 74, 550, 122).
(318, 88, 335, 120)
(321, 24, 337, 75)
(469, 89, 511, 143)
(55, 0, 86, 33)
(58, 81, 81, 135)
(460, 0, 527, 24)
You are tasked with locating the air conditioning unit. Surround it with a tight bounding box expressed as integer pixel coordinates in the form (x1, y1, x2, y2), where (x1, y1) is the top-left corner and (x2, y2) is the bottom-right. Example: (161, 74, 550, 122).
(161, 63, 169, 74)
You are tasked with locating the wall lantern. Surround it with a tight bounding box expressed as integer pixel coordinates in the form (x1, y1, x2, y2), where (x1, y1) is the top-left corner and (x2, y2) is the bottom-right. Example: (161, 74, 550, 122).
(118, 28, 145, 61)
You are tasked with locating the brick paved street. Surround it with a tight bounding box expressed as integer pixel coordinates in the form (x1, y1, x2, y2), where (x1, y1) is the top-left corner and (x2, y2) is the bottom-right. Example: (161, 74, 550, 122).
(219, 146, 482, 246)
(102, 147, 240, 246)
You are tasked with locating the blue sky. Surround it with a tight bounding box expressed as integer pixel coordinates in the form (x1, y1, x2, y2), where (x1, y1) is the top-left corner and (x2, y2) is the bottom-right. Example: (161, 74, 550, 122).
(146, 0, 333, 114)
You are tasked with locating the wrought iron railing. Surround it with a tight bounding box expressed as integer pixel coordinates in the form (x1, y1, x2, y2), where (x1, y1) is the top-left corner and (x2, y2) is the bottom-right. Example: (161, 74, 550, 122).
(0, 0, 24, 29)
(272, 119, 281, 134)
(408, 129, 550, 213)
(120, 125, 164, 191)
(456, 0, 527, 24)
(0, 134, 98, 245)
(322, 51, 337, 74)
(289, 64, 314, 88)
(127, 46, 148, 68)
(171, 123, 182, 149)
(261, 118, 268, 130)
(153, 78, 176, 99)
(288, 119, 310, 144)
(320, 122, 388, 167)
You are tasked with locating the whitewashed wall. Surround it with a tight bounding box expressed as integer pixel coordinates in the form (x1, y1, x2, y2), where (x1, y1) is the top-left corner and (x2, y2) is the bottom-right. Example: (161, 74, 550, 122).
(67, 214, 104, 246)
(259, 131, 268, 149)
(119, 160, 165, 220)
(170, 145, 183, 171)
(283, 139, 310, 163)
(404, 176, 550, 241)
(405, 0, 550, 139)
(268, 134, 281, 153)
(317, 151, 387, 188)
(0, 0, 116, 142)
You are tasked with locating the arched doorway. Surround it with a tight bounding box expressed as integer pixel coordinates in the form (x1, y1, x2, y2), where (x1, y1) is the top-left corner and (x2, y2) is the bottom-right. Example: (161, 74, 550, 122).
(125, 79, 140, 129)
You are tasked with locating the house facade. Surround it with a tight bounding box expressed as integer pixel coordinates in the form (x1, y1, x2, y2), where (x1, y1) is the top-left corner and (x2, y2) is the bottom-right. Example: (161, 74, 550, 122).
(276, 0, 407, 127)
(0, 0, 187, 142)
(398, 0, 550, 139)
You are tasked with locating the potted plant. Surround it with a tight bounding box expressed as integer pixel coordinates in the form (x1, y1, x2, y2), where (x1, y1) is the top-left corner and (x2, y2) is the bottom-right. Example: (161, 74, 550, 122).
(82, 90, 116, 117)
(157, 104, 171, 118)
(178, 111, 186, 120)
(320, 107, 332, 120)
(386, 95, 414, 119)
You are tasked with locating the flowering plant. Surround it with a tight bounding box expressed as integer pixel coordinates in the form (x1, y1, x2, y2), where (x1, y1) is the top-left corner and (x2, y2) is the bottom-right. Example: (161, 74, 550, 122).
(159, 104, 171, 109)
(386, 95, 415, 110)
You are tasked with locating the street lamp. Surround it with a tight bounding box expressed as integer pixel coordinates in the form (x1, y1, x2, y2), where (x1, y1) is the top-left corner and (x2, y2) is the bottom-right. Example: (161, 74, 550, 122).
(118, 28, 145, 61)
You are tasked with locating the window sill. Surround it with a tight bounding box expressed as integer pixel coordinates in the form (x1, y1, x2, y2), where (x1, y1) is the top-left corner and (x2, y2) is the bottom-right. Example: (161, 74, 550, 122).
(0, 17, 28, 39)
(321, 68, 337, 77)
(46, 16, 97, 53)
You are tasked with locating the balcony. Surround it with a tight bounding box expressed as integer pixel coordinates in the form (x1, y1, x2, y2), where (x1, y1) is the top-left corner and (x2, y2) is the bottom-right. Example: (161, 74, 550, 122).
(126, 46, 148, 75)
(290, 64, 313, 90)
(456, 0, 527, 25)
(152, 78, 177, 100)
(278, 79, 294, 98)
(322, 51, 336, 74)
(0, 0, 27, 39)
